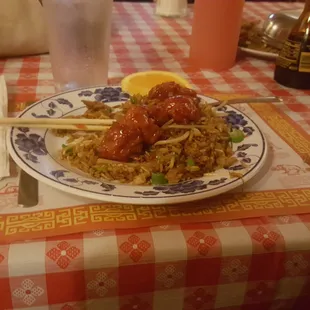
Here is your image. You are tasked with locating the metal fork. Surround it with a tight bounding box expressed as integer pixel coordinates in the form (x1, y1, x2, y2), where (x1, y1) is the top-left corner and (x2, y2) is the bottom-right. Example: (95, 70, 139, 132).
(211, 96, 283, 107)
(18, 170, 39, 208)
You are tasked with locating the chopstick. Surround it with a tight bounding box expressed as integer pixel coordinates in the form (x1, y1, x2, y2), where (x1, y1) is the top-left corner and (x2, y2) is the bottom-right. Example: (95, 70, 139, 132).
(10, 124, 109, 131)
(0, 118, 115, 126)
(0, 117, 115, 131)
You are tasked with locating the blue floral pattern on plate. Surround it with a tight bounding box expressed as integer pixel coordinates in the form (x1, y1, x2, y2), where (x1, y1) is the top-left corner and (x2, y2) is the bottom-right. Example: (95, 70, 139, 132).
(219, 107, 255, 136)
(50, 170, 116, 192)
(14, 128, 47, 163)
(7, 87, 267, 205)
(135, 178, 227, 196)
(78, 87, 130, 102)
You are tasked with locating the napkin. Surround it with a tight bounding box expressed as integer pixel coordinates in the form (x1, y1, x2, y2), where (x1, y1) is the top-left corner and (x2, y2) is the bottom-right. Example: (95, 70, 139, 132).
(0, 75, 10, 180)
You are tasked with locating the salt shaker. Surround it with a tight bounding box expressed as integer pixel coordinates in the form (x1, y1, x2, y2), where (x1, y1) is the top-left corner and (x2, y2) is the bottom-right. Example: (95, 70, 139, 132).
(155, 0, 187, 18)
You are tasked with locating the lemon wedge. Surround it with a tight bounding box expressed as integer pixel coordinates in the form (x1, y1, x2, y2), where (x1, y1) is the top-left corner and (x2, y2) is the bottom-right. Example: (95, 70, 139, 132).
(121, 71, 192, 96)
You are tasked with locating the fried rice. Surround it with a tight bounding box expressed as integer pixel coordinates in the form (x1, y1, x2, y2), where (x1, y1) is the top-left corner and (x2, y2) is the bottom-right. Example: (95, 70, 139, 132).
(55, 95, 238, 186)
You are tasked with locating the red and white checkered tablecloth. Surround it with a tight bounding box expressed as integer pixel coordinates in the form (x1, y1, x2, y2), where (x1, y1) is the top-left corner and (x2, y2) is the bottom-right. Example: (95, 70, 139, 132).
(1, 2, 310, 310)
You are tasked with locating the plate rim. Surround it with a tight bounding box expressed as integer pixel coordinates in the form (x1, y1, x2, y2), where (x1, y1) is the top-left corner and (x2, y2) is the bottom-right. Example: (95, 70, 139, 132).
(7, 86, 268, 205)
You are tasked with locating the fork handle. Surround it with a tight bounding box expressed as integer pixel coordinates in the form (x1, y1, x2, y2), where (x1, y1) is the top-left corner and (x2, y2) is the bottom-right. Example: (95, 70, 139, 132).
(226, 96, 283, 104)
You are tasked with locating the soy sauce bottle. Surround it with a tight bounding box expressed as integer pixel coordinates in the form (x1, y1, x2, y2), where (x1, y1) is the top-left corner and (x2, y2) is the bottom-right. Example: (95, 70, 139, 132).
(274, 0, 310, 89)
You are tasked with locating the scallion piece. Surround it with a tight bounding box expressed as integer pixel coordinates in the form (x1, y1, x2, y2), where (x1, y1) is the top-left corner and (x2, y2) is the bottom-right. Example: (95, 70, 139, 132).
(187, 157, 196, 166)
(130, 96, 137, 104)
(63, 146, 73, 154)
(230, 129, 245, 143)
(151, 173, 168, 185)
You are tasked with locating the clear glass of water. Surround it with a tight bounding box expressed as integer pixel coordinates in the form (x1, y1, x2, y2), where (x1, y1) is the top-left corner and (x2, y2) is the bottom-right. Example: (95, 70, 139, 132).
(43, 0, 113, 92)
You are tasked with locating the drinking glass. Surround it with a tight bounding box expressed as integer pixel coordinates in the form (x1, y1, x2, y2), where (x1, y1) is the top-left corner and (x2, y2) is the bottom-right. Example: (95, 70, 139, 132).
(43, 0, 113, 92)
(189, 0, 245, 71)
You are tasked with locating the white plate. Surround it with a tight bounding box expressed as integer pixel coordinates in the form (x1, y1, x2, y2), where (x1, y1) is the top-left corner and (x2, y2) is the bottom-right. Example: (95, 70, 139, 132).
(239, 46, 278, 60)
(7, 86, 268, 205)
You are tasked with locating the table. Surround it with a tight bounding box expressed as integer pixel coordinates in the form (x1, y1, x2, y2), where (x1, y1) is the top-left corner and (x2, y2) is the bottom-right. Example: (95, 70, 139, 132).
(1, 2, 310, 310)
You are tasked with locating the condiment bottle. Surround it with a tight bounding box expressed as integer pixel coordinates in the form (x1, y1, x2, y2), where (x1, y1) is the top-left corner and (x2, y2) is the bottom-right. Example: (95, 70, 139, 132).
(274, 0, 310, 89)
(155, 0, 187, 18)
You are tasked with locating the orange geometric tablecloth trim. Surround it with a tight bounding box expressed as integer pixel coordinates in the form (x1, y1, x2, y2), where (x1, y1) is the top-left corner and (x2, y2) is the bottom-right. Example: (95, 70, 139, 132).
(1, 188, 310, 243)
(250, 103, 310, 160)
(1, 95, 310, 243)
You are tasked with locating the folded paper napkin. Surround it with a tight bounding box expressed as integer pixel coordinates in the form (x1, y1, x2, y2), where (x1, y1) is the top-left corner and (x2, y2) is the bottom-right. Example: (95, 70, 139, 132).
(0, 76, 10, 180)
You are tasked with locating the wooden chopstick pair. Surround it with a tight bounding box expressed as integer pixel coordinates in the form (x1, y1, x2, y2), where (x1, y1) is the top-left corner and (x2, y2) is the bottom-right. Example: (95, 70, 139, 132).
(0, 117, 115, 131)
(0, 118, 216, 132)
(1, 96, 283, 131)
